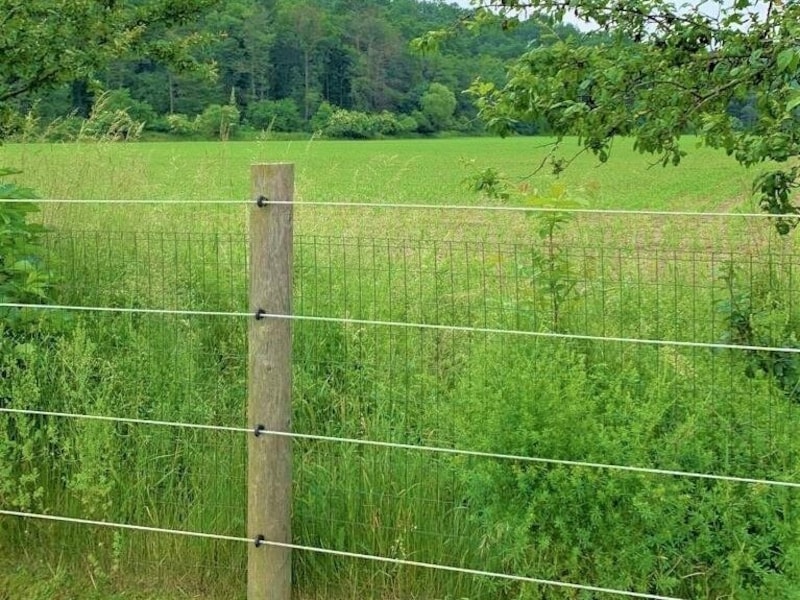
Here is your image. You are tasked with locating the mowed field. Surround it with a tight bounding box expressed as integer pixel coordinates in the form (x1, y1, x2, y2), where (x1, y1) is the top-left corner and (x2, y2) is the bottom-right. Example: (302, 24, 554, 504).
(2, 137, 800, 600)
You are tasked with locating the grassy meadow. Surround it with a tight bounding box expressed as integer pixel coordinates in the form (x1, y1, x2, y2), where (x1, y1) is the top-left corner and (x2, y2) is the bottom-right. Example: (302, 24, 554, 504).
(1, 137, 800, 600)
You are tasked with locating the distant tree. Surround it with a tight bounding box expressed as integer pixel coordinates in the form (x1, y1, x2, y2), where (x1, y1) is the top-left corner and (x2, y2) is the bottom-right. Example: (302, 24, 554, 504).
(421, 82, 457, 131)
(276, 0, 331, 120)
(348, 7, 407, 112)
(204, 1, 275, 106)
(423, 0, 800, 230)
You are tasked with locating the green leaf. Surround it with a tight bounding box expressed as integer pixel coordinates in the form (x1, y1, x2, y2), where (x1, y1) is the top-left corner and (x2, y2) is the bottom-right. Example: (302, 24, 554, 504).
(787, 92, 800, 113)
(777, 49, 797, 73)
(12, 260, 36, 273)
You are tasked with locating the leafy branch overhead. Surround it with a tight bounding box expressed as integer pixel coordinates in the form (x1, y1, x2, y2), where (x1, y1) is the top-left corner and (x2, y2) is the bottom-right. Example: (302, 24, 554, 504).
(0, 0, 219, 104)
(424, 0, 800, 229)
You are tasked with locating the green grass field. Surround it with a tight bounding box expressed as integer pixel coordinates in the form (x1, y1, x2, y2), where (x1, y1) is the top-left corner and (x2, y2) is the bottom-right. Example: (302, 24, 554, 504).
(1, 137, 799, 600)
(2, 135, 761, 208)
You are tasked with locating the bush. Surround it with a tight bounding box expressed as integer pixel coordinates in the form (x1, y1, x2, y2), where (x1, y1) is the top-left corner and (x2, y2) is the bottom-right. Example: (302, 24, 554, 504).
(322, 109, 415, 139)
(715, 259, 800, 401)
(76, 91, 145, 141)
(166, 113, 195, 136)
(101, 89, 157, 127)
(449, 334, 800, 598)
(397, 114, 419, 135)
(194, 104, 240, 140)
(39, 116, 84, 142)
(309, 101, 335, 132)
(323, 109, 380, 139)
(411, 109, 434, 134)
(247, 98, 302, 132)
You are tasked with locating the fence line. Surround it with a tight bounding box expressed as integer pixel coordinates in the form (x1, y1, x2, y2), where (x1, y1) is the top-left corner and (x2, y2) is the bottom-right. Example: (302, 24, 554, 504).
(4, 172, 800, 600)
(3, 301, 800, 355)
(0, 510, 686, 600)
(2, 407, 798, 490)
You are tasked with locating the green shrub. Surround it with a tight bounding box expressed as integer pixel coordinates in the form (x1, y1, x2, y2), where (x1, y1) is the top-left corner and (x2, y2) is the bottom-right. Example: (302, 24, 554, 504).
(411, 109, 434, 134)
(166, 113, 195, 136)
(397, 114, 419, 135)
(0, 171, 65, 523)
(194, 104, 240, 140)
(309, 101, 335, 132)
(449, 335, 800, 598)
(323, 108, 380, 139)
(318, 108, 424, 139)
(0, 170, 53, 330)
(715, 258, 800, 401)
(38, 115, 84, 142)
(101, 89, 157, 127)
(247, 98, 302, 132)
(75, 91, 146, 141)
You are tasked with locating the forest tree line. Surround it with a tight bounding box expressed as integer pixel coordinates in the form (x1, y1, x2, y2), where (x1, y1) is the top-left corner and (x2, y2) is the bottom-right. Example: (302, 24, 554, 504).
(3, 0, 579, 140)
(4, 0, 762, 142)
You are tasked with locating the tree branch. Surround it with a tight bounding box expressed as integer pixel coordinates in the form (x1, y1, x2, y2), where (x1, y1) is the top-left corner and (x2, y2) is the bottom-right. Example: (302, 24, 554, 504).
(0, 69, 61, 103)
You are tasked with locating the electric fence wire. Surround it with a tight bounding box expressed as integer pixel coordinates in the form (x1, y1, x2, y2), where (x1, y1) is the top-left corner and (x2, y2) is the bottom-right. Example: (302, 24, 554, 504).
(0, 509, 686, 600)
(2, 302, 799, 355)
(1, 196, 795, 220)
(0, 407, 252, 434)
(2, 407, 798, 489)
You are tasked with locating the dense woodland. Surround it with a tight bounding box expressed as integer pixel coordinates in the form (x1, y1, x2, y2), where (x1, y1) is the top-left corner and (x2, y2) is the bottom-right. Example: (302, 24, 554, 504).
(6, 0, 580, 139)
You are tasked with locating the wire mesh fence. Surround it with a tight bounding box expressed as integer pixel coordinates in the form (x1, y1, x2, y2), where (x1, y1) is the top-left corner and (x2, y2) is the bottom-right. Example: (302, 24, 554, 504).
(2, 196, 800, 599)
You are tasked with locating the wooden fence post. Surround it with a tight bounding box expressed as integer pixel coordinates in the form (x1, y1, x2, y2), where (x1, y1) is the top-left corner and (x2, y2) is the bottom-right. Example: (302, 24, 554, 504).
(248, 163, 294, 600)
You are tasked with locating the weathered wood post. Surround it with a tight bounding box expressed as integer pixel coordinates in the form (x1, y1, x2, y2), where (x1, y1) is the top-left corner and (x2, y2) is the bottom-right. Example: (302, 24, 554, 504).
(248, 163, 294, 600)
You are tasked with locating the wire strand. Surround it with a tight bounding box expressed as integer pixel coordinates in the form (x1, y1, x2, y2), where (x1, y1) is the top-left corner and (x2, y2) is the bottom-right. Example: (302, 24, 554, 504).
(0, 510, 684, 600)
(257, 429, 800, 489)
(0, 303, 248, 318)
(0, 510, 253, 543)
(5, 196, 795, 219)
(270, 540, 686, 600)
(0, 408, 251, 434)
(256, 200, 795, 220)
(1, 198, 249, 205)
(2, 302, 799, 355)
(2, 407, 797, 489)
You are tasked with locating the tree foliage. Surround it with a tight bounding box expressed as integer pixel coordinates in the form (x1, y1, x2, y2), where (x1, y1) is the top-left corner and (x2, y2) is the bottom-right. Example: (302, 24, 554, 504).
(0, 0, 218, 107)
(421, 82, 457, 130)
(434, 0, 800, 227)
(0, 0, 220, 331)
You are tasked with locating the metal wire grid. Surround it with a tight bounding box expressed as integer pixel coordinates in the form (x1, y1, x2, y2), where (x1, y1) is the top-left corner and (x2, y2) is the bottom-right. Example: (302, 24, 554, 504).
(46, 230, 249, 311)
(293, 234, 797, 351)
(1, 210, 799, 599)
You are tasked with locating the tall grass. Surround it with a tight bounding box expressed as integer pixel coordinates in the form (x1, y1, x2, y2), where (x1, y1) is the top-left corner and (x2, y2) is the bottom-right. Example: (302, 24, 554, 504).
(1, 138, 799, 599)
